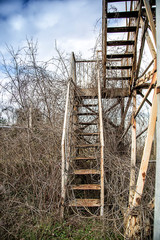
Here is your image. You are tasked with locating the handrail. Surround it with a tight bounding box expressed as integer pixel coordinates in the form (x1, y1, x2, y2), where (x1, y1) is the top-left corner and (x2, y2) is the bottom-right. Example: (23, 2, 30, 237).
(97, 53, 104, 217)
(61, 54, 77, 219)
(61, 79, 71, 219)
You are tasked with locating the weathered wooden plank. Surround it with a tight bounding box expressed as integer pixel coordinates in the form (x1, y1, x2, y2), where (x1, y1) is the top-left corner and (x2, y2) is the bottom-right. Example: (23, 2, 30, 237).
(129, 90, 137, 206)
(107, 11, 138, 18)
(74, 169, 100, 175)
(103, 88, 130, 98)
(132, 87, 157, 207)
(74, 157, 96, 160)
(106, 65, 132, 70)
(69, 199, 101, 207)
(61, 81, 71, 219)
(134, 71, 157, 119)
(77, 88, 130, 98)
(102, 0, 107, 88)
(143, 0, 156, 45)
(75, 144, 99, 148)
(108, 26, 136, 33)
(76, 113, 97, 116)
(107, 53, 133, 58)
(97, 58, 105, 216)
(71, 184, 101, 190)
(107, 40, 134, 46)
(106, 77, 131, 81)
(136, 69, 155, 87)
(78, 122, 97, 125)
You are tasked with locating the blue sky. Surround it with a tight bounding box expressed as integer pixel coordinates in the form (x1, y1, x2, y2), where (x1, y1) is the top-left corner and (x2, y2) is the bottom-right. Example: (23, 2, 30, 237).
(0, 0, 102, 60)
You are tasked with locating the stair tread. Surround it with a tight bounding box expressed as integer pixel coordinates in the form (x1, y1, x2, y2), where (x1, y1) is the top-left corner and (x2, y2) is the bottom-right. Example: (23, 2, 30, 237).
(75, 144, 100, 148)
(107, 11, 138, 19)
(71, 184, 101, 190)
(106, 77, 131, 81)
(107, 40, 134, 46)
(106, 65, 132, 70)
(77, 113, 98, 115)
(69, 199, 101, 207)
(78, 122, 97, 125)
(74, 157, 97, 160)
(107, 53, 133, 58)
(107, 26, 136, 33)
(74, 169, 100, 175)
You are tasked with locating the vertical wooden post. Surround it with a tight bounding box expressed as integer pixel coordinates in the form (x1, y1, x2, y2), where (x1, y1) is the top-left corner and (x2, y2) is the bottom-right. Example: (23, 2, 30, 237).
(97, 52, 104, 216)
(125, 87, 157, 237)
(129, 90, 136, 206)
(61, 81, 71, 219)
(71, 52, 76, 83)
(133, 87, 157, 206)
(143, 0, 156, 46)
(102, 0, 107, 88)
(154, 0, 160, 238)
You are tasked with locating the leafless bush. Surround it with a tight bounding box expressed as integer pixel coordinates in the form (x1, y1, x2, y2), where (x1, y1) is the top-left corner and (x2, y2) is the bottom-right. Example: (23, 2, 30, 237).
(0, 38, 155, 240)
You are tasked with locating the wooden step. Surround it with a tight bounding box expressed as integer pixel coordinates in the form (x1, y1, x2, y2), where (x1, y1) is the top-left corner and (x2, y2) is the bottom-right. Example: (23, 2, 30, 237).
(107, 40, 134, 46)
(107, 11, 138, 19)
(78, 132, 99, 136)
(77, 113, 98, 116)
(74, 157, 97, 160)
(77, 104, 98, 107)
(107, 26, 136, 33)
(106, 77, 131, 81)
(75, 144, 99, 148)
(106, 65, 132, 70)
(78, 122, 97, 125)
(107, 53, 133, 59)
(74, 169, 100, 175)
(71, 184, 101, 190)
(69, 199, 101, 207)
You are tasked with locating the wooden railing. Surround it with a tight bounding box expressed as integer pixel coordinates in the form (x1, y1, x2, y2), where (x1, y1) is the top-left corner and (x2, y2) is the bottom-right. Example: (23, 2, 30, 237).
(61, 53, 76, 218)
(97, 52, 104, 216)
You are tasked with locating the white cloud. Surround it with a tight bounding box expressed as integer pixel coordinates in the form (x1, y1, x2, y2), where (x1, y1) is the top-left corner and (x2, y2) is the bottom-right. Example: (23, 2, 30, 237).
(9, 14, 26, 31)
(0, 0, 101, 61)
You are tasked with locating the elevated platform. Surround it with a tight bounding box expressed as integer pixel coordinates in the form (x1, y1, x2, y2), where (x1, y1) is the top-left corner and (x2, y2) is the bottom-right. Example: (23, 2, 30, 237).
(77, 87, 130, 98)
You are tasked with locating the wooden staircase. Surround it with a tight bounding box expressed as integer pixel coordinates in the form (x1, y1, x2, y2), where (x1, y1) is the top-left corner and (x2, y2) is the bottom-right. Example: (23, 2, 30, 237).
(61, 55, 104, 217)
(102, 0, 142, 90)
(68, 96, 103, 215)
(61, 0, 144, 218)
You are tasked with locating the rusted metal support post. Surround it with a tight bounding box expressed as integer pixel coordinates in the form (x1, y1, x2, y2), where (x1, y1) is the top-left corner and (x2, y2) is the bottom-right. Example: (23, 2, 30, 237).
(129, 90, 136, 206)
(154, 0, 160, 238)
